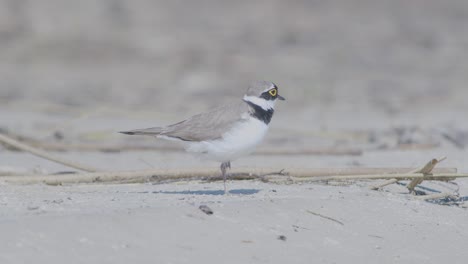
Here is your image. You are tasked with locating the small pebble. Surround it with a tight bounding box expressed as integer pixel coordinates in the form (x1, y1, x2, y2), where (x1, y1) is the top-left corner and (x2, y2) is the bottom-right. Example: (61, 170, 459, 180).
(199, 205, 213, 215)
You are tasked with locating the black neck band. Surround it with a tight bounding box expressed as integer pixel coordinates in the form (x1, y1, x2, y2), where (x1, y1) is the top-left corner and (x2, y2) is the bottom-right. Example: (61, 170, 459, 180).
(244, 100, 274, 124)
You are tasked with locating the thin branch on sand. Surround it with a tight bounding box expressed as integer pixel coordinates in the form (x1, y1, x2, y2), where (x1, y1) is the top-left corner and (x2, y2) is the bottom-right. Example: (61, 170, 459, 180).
(406, 157, 446, 193)
(0, 133, 100, 172)
(369, 179, 399, 190)
(306, 210, 344, 226)
(0, 168, 465, 186)
(369, 157, 447, 191)
(0, 131, 465, 202)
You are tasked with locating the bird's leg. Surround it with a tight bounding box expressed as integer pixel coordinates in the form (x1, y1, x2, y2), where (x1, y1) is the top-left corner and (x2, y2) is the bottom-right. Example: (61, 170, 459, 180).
(220, 161, 231, 194)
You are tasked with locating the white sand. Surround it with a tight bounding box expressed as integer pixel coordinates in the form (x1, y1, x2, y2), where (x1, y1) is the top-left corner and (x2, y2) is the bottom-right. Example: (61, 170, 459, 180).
(1, 180, 467, 264)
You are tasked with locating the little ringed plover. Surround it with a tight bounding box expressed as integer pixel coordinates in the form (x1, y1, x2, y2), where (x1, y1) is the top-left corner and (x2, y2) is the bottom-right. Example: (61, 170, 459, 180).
(120, 80, 285, 193)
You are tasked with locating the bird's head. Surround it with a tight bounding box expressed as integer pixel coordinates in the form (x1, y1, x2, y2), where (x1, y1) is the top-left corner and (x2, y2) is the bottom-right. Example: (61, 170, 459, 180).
(243, 81, 285, 110)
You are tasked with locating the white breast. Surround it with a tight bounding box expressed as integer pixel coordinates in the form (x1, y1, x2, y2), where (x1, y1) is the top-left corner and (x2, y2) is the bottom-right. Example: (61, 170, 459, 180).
(185, 116, 269, 162)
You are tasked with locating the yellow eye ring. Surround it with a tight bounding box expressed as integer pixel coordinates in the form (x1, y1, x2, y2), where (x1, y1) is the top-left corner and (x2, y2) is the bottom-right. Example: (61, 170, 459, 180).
(269, 89, 277, 97)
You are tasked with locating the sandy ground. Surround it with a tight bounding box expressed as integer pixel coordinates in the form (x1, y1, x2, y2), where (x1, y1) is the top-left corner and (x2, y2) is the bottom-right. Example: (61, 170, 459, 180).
(1, 0, 468, 263)
(1, 181, 468, 264)
(1, 109, 467, 264)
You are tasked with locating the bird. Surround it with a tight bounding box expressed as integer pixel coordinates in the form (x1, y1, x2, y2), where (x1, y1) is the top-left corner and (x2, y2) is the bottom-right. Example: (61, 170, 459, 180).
(120, 80, 285, 193)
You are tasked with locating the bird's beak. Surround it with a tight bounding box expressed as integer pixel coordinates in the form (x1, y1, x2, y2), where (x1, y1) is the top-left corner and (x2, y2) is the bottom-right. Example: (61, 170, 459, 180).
(278, 94, 286, 101)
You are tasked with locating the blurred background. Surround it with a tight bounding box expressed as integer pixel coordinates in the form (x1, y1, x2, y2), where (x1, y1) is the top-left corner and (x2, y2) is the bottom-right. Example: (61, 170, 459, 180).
(1, 0, 467, 170)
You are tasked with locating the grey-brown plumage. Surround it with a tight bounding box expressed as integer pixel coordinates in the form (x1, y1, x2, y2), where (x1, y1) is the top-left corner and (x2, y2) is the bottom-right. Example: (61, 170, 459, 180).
(120, 102, 251, 141)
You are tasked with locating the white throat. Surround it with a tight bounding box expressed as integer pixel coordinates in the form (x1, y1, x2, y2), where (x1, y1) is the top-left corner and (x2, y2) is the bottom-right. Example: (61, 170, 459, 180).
(243, 95, 276, 110)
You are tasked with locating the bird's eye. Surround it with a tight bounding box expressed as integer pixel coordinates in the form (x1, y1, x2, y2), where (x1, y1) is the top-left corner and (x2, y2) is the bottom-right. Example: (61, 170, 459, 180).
(269, 89, 277, 97)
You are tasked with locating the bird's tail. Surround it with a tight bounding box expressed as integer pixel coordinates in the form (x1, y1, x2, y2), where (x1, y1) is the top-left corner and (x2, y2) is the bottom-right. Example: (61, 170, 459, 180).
(119, 127, 163, 136)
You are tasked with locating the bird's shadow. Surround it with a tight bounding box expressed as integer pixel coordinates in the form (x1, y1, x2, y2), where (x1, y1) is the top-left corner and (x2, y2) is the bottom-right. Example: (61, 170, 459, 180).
(152, 189, 260, 196)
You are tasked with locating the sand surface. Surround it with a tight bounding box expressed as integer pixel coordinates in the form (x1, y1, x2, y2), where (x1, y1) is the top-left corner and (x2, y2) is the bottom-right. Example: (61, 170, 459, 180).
(1, 181, 468, 264)
(1, 0, 468, 263)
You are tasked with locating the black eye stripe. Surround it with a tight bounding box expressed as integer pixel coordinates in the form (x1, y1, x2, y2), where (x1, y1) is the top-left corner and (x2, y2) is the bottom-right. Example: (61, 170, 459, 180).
(260, 88, 278, 100)
(260, 92, 272, 100)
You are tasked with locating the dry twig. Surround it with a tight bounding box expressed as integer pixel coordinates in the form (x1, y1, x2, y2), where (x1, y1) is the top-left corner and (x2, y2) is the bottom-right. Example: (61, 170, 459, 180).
(1, 132, 465, 197)
(406, 157, 446, 193)
(369, 157, 448, 192)
(0, 133, 100, 172)
(0, 168, 464, 186)
(369, 179, 399, 190)
(306, 210, 344, 226)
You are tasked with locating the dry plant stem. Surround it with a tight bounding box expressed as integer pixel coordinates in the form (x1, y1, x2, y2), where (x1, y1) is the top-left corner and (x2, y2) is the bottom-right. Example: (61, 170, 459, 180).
(0, 167, 456, 179)
(370, 157, 447, 191)
(246, 167, 457, 177)
(407, 157, 446, 193)
(409, 157, 446, 174)
(287, 173, 465, 183)
(0, 170, 199, 185)
(0, 165, 455, 181)
(0, 133, 99, 172)
(369, 179, 399, 190)
(1, 169, 466, 186)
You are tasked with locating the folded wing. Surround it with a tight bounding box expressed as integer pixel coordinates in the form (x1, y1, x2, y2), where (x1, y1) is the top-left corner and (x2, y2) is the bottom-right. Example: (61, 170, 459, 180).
(120, 102, 250, 142)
